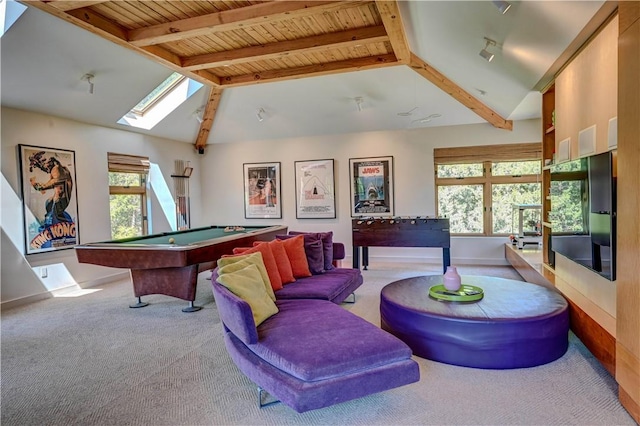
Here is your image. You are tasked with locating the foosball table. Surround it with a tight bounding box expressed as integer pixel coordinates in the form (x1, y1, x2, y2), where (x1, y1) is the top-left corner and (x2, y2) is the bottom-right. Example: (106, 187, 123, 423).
(351, 217, 451, 272)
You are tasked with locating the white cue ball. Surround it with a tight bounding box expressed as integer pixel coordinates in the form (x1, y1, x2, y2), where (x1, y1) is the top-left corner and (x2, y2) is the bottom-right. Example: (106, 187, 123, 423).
(168, 237, 175, 244)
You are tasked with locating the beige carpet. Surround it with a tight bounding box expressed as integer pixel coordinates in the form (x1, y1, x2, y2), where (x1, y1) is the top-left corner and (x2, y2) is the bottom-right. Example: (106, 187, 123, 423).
(1, 262, 636, 425)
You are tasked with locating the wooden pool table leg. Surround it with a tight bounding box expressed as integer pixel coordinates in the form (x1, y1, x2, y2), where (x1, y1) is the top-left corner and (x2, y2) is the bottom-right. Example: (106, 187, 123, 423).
(130, 266, 201, 312)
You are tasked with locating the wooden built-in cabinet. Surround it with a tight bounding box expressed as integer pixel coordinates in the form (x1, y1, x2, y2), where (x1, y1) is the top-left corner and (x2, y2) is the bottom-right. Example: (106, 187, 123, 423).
(535, 4, 640, 422)
(541, 86, 555, 269)
(541, 15, 618, 273)
(616, 2, 640, 422)
(555, 14, 619, 158)
(537, 4, 624, 410)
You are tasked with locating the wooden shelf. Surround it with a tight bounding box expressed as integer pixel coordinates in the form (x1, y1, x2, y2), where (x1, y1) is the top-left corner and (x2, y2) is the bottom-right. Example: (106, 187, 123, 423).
(542, 84, 555, 273)
(541, 263, 556, 285)
(504, 243, 555, 289)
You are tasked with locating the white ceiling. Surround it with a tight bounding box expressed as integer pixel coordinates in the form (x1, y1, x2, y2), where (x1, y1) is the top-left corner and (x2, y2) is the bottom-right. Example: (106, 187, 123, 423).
(1, 1, 607, 145)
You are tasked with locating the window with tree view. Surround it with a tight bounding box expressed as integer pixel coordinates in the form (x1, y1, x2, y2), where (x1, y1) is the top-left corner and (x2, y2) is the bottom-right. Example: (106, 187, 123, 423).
(107, 153, 150, 240)
(435, 145, 542, 235)
(109, 172, 148, 240)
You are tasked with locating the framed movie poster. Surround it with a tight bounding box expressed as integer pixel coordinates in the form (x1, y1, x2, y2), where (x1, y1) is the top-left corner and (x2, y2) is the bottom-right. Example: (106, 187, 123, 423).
(243, 162, 282, 219)
(18, 145, 80, 254)
(294, 159, 336, 219)
(349, 156, 394, 217)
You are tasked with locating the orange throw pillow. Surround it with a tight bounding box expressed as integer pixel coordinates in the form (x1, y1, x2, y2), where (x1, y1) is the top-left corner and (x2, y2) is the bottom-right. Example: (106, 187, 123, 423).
(277, 234, 312, 279)
(233, 243, 283, 291)
(254, 240, 296, 285)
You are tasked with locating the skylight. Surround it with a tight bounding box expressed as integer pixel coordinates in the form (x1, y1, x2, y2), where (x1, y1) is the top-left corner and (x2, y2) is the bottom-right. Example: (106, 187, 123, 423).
(1, 0, 27, 38)
(118, 72, 203, 130)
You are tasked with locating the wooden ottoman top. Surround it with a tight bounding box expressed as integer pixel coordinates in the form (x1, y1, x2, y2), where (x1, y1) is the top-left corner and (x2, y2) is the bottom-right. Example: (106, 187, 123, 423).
(381, 275, 567, 321)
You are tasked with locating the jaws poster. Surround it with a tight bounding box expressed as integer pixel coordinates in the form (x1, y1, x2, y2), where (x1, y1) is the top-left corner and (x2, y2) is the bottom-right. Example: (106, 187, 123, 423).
(349, 156, 394, 217)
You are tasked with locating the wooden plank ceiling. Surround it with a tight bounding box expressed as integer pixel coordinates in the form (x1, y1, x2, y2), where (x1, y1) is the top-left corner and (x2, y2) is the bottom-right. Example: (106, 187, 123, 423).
(25, 0, 512, 151)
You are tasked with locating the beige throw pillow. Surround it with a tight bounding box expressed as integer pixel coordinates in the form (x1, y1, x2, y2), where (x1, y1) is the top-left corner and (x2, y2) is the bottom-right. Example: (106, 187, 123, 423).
(217, 252, 275, 301)
(216, 263, 279, 327)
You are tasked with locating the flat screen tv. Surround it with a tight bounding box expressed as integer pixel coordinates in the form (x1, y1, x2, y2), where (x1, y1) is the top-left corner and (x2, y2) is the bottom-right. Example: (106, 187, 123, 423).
(549, 151, 616, 281)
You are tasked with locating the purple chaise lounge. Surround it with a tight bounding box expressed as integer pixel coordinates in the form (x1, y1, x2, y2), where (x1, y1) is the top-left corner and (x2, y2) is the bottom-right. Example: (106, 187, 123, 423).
(211, 279, 420, 413)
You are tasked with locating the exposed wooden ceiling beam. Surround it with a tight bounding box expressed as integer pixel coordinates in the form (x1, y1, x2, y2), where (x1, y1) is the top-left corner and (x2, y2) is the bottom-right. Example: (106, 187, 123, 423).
(219, 54, 399, 88)
(409, 53, 513, 130)
(22, 2, 220, 88)
(194, 87, 223, 153)
(129, 1, 367, 47)
(375, 0, 411, 64)
(182, 26, 389, 71)
(44, 1, 108, 12)
(26, 0, 513, 140)
(63, 6, 128, 40)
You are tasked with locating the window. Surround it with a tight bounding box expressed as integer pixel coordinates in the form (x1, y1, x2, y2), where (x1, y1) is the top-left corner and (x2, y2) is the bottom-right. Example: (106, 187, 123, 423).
(117, 72, 203, 130)
(1, 0, 27, 38)
(108, 153, 150, 239)
(434, 144, 542, 235)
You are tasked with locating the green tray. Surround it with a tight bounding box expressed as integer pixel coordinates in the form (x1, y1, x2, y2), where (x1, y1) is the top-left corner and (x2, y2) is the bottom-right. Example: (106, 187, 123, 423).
(429, 284, 484, 302)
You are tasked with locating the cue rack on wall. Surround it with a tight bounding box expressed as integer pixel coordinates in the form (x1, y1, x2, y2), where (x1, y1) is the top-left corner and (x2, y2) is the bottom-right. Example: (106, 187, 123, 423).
(171, 160, 192, 230)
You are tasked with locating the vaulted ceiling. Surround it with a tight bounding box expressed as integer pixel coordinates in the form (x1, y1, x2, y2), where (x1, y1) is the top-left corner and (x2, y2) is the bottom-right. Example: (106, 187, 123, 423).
(4, 1, 612, 150)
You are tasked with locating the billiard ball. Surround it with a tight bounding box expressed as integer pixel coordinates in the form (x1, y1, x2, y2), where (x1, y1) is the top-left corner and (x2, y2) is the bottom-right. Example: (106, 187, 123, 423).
(168, 237, 175, 244)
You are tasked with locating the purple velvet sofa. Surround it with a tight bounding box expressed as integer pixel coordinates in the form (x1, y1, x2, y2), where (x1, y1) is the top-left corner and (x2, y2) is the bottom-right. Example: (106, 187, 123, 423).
(212, 242, 363, 305)
(211, 279, 420, 413)
(270, 265, 363, 304)
(272, 241, 363, 304)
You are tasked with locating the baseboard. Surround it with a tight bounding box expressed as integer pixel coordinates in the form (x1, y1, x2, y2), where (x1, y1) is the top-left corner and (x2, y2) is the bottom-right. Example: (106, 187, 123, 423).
(79, 271, 129, 288)
(1, 271, 129, 311)
(566, 298, 616, 376)
(619, 385, 640, 424)
(1, 291, 53, 310)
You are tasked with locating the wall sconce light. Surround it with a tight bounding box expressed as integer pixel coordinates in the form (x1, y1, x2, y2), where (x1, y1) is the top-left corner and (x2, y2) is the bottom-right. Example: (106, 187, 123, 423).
(479, 37, 497, 62)
(355, 97, 364, 112)
(492, 1, 512, 14)
(256, 108, 265, 122)
(81, 73, 95, 94)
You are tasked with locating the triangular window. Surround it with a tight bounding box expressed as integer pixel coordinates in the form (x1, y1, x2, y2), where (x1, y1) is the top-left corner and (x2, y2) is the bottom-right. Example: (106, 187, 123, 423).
(1, 0, 27, 38)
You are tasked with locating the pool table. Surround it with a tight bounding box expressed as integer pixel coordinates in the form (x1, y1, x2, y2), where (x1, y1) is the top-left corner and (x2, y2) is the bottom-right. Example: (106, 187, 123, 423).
(75, 225, 288, 312)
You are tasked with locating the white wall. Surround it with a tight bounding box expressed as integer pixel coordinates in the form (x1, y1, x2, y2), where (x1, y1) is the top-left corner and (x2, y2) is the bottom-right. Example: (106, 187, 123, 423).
(1, 107, 540, 306)
(201, 118, 542, 266)
(1, 107, 203, 304)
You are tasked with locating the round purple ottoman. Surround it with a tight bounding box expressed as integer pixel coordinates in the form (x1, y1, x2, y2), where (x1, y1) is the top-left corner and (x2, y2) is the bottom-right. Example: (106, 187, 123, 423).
(380, 275, 569, 369)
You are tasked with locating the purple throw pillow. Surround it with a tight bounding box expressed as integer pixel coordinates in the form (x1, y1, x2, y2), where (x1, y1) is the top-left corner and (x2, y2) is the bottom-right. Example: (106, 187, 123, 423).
(276, 234, 325, 274)
(289, 231, 334, 271)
